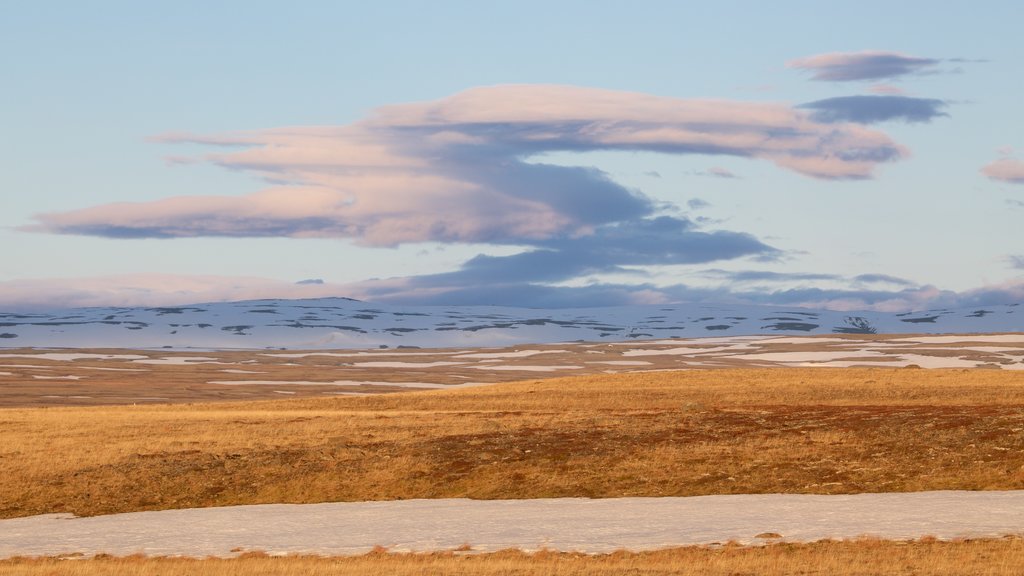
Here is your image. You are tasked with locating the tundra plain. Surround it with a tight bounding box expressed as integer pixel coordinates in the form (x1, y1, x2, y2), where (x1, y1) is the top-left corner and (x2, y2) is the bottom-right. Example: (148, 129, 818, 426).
(2, 333, 1023, 407)
(3, 367, 1024, 518)
(3, 336, 1024, 574)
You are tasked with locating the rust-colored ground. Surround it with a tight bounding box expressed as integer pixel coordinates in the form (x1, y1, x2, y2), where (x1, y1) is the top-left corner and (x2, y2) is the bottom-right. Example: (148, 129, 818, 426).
(3, 368, 1023, 519)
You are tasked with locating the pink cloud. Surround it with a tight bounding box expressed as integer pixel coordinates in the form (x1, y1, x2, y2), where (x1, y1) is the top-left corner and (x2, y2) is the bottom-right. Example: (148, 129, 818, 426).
(29, 85, 908, 245)
(0, 274, 351, 310)
(982, 158, 1024, 184)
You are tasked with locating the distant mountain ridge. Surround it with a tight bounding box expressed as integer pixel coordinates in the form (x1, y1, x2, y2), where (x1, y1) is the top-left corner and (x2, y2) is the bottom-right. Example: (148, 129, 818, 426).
(0, 298, 1020, 350)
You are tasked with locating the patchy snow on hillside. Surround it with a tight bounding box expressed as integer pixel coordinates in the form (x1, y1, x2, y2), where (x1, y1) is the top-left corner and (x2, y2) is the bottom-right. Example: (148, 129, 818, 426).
(0, 298, 1020, 350)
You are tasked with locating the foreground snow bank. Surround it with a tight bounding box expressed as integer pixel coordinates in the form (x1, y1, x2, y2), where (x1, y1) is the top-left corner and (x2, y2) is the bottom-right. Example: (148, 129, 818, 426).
(2, 491, 1023, 558)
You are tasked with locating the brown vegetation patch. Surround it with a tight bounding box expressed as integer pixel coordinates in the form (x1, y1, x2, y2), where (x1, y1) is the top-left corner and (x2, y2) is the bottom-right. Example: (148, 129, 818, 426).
(2, 368, 1024, 518)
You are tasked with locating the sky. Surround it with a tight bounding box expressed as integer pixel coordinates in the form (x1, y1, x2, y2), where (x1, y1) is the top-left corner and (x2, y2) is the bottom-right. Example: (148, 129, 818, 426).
(2, 1, 1023, 311)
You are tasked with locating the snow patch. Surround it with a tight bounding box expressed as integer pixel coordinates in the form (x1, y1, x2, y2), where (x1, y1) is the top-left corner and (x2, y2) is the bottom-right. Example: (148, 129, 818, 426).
(351, 361, 467, 368)
(2, 492, 1023, 558)
(454, 350, 567, 359)
(0, 353, 147, 361)
(467, 365, 583, 372)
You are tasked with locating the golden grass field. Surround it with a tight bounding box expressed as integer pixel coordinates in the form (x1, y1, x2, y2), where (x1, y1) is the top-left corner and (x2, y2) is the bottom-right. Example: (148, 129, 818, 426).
(3, 368, 1023, 520)
(3, 538, 1024, 575)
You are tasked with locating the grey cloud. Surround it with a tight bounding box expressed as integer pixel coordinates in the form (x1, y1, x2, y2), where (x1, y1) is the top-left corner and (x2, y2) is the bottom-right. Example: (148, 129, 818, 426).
(1008, 255, 1024, 270)
(699, 270, 917, 287)
(45, 217, 351, 240)
(700, 269, 839, 283)
(403, 216, 780, 288)
(852, 273, 916, 286)
(450, 160, 654, 234)
(789, 52, 941, 82)
(687, 198, 711, 210)
(798, 96, 949, 124)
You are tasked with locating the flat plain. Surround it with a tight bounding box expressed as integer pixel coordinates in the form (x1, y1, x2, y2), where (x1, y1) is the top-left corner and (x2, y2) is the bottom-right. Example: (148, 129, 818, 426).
(3, 367, 1024, 518)
(2, 333, 1023, 407)
(3, 336, 1024, 574)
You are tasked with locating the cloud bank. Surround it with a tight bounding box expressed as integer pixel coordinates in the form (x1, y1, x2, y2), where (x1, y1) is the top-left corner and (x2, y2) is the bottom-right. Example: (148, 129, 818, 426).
(29, 85, 908, 247)
(788, 51, 941, 81)
(3, 273, 1021, 314)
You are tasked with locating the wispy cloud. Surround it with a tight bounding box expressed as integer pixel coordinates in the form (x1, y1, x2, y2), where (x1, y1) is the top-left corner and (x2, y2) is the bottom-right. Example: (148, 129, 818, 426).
(1008, 255, 1024, 270)
(788, 51, 942, 81)
(867, 84, 906, 95)
(706, 166, 737, 178)
(851, 273, 916, 286)
(982, 157, 1024, 184)
(698, 269, 840, 283)
(694, 270, 916, 288)
(27, 85, 908, 246)
(798, 95, 949, 124)
(390, 216, 780, 288)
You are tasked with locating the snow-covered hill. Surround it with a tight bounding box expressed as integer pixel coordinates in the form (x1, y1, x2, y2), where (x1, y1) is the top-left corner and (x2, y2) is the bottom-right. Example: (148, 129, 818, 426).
(0, 298, 1020, 350)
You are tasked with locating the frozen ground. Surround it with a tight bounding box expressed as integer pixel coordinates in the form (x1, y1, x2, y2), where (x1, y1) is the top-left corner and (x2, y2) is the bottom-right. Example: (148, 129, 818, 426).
(3, 332, 1024, 407)
(1, 491, 1022, 558)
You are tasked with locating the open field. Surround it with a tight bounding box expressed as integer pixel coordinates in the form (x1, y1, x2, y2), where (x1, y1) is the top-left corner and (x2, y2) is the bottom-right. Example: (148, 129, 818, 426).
(3, 538, 1024, 576)
(3, 368, 1024, 519)
(2, 333, 1023, 407)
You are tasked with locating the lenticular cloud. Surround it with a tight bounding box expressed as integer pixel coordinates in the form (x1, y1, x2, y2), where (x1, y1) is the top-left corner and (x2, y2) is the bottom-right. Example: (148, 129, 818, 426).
(29, 85, 907, 245)
(787, 51, 941, 82)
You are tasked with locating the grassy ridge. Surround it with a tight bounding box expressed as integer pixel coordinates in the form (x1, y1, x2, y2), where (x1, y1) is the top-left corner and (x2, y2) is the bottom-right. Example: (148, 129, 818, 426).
(3, 368, 1024, 519)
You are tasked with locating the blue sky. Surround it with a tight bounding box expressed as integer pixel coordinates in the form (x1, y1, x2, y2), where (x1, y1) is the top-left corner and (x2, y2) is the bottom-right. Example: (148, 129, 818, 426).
(2, 1, 1023, 310)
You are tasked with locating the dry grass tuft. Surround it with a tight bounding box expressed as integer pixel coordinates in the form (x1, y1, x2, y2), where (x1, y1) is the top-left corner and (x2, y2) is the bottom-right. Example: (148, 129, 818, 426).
(2, 538, 1024, 575)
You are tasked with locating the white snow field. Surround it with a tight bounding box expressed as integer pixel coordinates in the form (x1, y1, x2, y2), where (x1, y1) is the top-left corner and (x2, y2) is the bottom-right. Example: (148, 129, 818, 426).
(1, 491, 1022, 558)
(0, 297, 1020, 350)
